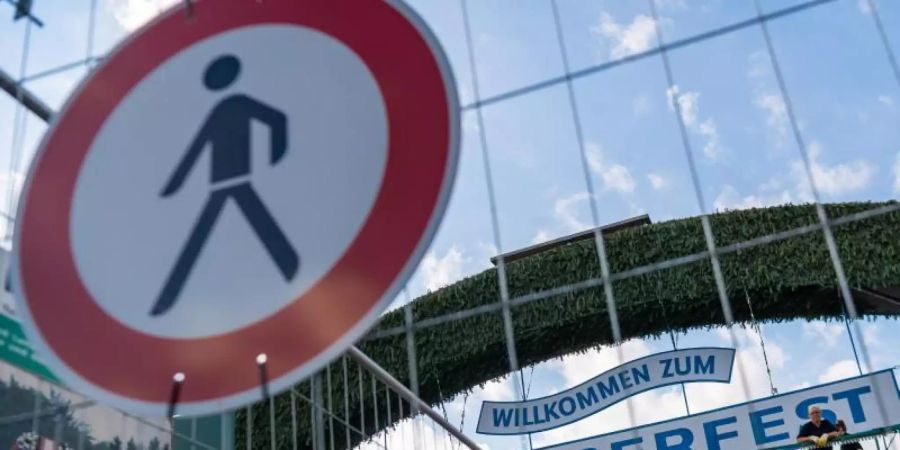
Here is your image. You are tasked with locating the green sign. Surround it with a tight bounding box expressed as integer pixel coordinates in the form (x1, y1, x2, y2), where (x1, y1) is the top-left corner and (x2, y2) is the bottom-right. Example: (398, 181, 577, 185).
(0, 311, 58, 382)
(0, 248, 58, 382)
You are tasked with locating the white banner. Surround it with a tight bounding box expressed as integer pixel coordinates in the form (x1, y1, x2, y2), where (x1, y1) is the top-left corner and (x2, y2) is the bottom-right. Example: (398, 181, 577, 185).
(477, 348, 736, 435)
(537, 370, 900, 450)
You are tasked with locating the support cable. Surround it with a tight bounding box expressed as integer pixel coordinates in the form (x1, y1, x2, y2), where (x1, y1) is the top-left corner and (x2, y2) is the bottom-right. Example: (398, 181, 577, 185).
(657, 295, 692, 415)
(459, 0, 530, 446)
(549, 0, 637, 431)
(749, 0, 890, 425)
(5, 19, 33, 242)
(648, 0, 755, 406)
(839, 290, 864, 375)
(744, 290, 778, 395)
(862, 0, 900, 89)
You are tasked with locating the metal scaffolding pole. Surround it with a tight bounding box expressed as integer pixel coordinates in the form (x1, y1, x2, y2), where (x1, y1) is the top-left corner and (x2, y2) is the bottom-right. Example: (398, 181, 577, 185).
(347, 346, 482, 450)
(0, 65, 52, 122)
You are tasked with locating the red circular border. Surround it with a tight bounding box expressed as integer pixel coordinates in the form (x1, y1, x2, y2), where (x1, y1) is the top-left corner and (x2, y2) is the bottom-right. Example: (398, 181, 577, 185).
(17, 1, 451, 404)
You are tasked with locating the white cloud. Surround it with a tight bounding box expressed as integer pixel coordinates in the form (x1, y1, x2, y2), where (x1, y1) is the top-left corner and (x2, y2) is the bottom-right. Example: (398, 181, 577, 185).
(647, 173, 667, 190)
(818, 360, 860, 383)
(553, 192, 592, 233)
(878, 95, 894, 108)
(856, 321, 899, 370)
(714, 142, 873, 212)
(748, 51, 770, 80)
(421, 246, 465, 292)
(602, 165, 637, 194)
(692, 326, 788, 410)
(666, 86, 722, 160)
(532, 229, 553, 245)
(552, 340, 654, 388)
(858, 0, 872, 14)
(748, 52, 794, 150)
(632, 94, 652, 116)
(666, 86, 699, 126)
(477, 241, 498, 267)
(713, 186, 758, 211)
(585, 143, 604, 172)
(481, 376, 516, 400)
(107, 0, 179, 31)
(713, 184, 793, 211)
(861, 323, 880, 348)
(591, 13, 658, 59)
(715, 326, 788, 369)
(698, 118, 722, 159)
(754, 93, 789, 148)
(585, 143, 636, 194)
(802, 321, 845, 348)
(534, 190, 600, 244)
(792, 141, 875, 198)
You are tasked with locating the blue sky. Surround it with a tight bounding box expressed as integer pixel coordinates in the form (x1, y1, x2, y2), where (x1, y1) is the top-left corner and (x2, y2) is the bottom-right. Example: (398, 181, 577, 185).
(1, 1, 900, 449)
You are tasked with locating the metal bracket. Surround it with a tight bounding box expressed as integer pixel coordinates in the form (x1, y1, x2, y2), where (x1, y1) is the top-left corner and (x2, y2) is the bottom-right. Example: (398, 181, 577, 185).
(6, 0, 44, 27)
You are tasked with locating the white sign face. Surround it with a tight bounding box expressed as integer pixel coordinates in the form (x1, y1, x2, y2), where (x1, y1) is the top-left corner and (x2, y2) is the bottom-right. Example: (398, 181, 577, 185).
(14, 0, 458, 415)
(477, 348, 736, 435)
(70, 25, 387, 338)
(537, 371, 900, 450)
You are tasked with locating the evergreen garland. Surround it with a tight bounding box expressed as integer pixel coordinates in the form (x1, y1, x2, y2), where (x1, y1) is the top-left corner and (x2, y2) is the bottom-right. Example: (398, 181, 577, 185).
(237, 201, 900, 449)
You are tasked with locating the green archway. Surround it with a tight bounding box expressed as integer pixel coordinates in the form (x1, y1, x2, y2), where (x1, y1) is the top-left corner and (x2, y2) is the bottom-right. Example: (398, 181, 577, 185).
(240, 201, 900, 449)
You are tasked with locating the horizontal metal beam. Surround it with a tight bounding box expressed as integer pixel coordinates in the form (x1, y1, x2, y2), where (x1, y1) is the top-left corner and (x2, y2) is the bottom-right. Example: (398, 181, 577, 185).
(0, 65, 53, 122)
(491, 214, 652, 265)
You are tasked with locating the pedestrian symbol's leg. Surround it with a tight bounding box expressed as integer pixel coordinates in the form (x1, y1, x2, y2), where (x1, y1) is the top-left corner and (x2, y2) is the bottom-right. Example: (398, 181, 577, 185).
(151, 191, 229, 316)
(232, 184, 299, 280)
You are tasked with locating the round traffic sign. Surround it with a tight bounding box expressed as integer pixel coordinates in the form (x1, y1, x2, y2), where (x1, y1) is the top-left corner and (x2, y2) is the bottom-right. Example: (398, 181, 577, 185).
(13, 0, 458, 415)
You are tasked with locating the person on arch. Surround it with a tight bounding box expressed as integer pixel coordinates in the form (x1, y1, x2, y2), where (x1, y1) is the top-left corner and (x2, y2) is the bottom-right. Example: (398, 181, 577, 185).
(151, 54, 299, 317)
(797, 405, 840, 449)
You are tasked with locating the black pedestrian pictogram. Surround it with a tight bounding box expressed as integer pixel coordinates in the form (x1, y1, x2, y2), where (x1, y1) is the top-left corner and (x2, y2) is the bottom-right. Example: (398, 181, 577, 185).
(151, 54, 299, 316)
